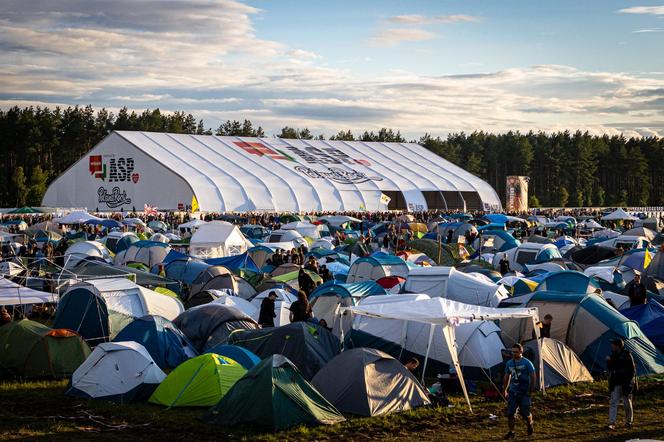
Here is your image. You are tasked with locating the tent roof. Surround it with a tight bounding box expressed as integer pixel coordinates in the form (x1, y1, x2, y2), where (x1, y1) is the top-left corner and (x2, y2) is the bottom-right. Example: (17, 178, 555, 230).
(344, 297, 538, 325)
(602, 208, 639, 221)
(85, 131, 501, 212)
(0, 278, 57, 305)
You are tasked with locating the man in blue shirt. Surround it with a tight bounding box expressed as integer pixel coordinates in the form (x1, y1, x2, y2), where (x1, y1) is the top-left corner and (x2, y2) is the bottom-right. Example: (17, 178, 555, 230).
(502, 343, 537, 439)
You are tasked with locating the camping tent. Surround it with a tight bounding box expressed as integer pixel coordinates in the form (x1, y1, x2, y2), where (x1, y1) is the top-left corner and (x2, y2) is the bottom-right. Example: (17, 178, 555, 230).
(149, 354, 246, 407)
(602, 208, 638, 221)
(0, 320, 91, 378)
(282, 221, 322, 239)
(312, 348, 430, 416)
(54, 211, 100, 224)
(54, 278, 185, 345)
(403, 266, 508, 307)
(64, 241, 111, 268)
(535, 271, 600, 294)
(191, 265, 238, 295)
(346, 255, 409, 283)
(344, 296, 541, 410)
(114, 241, 170, 268)
(620, 301, 664, 351)
(228, 322, 340, 380)
(205, 344, 261, 370)
(173, 304, 259, 353)
(523, 338, 593, 387)
(519, 291, 664, 375)
(309, 281, 387, 333)
(203, 355, 345, 430)
(189, 221, 253, 259)
(67, 341, 166, 403)
(249, 288, 296, 326)
(113, 315, 197, 369)
(209, 293, 259, 319)
(645, 249, 664, 280)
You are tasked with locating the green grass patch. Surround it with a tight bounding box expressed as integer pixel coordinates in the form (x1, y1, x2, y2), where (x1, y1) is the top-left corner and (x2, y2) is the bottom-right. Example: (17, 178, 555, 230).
(1, 377, 663, 441)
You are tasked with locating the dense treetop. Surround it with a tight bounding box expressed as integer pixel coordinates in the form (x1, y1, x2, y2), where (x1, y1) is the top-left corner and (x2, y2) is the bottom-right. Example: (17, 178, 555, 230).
(1, 105, 662, 208)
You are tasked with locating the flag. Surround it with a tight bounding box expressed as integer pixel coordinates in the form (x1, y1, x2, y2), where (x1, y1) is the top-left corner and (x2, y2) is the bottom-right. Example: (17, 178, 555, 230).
(191, 195, 199, 212)
(143, 204, 158, 215)
(458, 244, 470, 260)
(359, 203, 366, 211)
(644, 249, 652, 269)
(380, 193, 391, 205)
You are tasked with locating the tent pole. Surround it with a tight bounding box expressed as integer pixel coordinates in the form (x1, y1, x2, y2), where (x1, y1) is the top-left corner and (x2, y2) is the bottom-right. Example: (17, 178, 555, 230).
(533, 316, 545, 394)
(421, 323, 435, 385)
(398, 320, 408, 361)
(442, 323, 473, 412)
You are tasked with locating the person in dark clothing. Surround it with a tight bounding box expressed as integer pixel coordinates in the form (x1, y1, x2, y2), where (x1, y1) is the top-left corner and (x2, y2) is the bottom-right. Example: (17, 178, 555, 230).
(382, 234, 390, 250)
(298, 269, 315, 295)
(627, 274, 647, 307)
(503, 343, 536, 439)
(446, 230, 454, 244)
(258, 291, 278, 327)
(606, 338, 636, 430)
(289, 290, 312, 323)
(540, 314, 552, 338)
(499, 254, 511, 275)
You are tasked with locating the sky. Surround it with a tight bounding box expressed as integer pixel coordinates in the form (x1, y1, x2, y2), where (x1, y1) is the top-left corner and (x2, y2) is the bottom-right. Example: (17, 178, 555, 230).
(1, 0, 663, 138)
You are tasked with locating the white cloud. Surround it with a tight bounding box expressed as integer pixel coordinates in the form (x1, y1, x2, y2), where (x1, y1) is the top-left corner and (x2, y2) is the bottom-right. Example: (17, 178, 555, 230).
(633, 28, 664, 33)
(0, 2, 662, 139)
(388, 14, 480, 25)
(369, 28, 437, 47)
(618, 6, 664, 15)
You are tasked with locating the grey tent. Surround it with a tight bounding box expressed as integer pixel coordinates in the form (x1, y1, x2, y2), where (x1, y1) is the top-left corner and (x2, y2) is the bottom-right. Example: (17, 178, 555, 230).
(228, 322, 339, 380)
(524, 338, 593, 388)
(312, 348, 430, 416)
(190, 265, 238, 296)
(173, 304, 259, 353)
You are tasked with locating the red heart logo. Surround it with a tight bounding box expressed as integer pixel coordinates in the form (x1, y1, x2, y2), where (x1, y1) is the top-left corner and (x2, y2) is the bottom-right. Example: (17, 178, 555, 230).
(132, 173, 140, 183)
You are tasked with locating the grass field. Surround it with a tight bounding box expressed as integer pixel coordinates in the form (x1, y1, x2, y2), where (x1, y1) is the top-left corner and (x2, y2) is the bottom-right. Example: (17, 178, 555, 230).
(2, 376, 664, 441)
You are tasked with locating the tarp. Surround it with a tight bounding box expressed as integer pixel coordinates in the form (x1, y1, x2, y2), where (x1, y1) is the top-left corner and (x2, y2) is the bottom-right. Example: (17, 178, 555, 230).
(621, 301, 664, 350)
(55, 210, 100, 224)
(206, 252, 259, 272)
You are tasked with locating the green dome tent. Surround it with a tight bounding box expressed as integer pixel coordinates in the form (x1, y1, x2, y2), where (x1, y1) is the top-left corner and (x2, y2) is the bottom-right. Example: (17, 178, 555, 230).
(149, 354, 246, 407)
(204, 354, 345, 430)
(0, 320, 91, 378)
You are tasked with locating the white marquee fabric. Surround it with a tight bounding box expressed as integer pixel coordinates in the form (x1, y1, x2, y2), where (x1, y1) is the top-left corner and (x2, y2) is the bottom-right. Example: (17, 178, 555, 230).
(0, 278, 57, 305)
(43, 131, 502, 212)
(342, 297, 541, 411)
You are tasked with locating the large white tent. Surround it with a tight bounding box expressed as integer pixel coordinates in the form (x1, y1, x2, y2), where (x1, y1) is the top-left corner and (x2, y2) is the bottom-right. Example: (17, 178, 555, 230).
(342, 297, 541, 411)
(42, 131, 502, 212)
(189, 221, 253, 259)
(0, 278, 57, 305)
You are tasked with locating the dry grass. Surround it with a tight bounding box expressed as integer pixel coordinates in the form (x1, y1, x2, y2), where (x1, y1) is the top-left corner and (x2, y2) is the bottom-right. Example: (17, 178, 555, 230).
(1, 376, 663, 441)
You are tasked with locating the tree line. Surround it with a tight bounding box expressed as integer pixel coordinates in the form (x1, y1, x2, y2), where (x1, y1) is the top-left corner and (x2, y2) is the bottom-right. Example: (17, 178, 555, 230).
(1, 105, 662, 208)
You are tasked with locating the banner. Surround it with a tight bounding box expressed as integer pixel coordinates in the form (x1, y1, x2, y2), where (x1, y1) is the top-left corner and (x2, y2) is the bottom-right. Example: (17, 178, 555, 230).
(506, 176, 529, 212)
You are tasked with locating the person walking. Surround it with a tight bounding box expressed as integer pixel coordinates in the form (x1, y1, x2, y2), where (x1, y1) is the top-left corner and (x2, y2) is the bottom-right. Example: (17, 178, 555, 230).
(502, 343, 536, 439)
(258, 291, 278, 328)
(289, 290, 312, 323)
(606, 338, 636, 430)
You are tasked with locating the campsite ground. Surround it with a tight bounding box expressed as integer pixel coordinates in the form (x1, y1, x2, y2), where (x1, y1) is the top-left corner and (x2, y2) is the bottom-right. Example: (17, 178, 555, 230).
(2, 376, 663, 441)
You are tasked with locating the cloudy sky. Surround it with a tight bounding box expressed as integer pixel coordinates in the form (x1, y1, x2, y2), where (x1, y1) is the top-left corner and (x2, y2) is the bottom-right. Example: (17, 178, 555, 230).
(1, 0, 663, 138)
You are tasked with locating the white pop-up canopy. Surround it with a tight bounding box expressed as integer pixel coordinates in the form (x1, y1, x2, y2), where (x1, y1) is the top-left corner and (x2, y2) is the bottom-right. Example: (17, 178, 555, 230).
(342, 297, 542, 411)
(602, 208, 638, 221)
(54, 210, 101, 224)
(0, 278, 57, 305)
